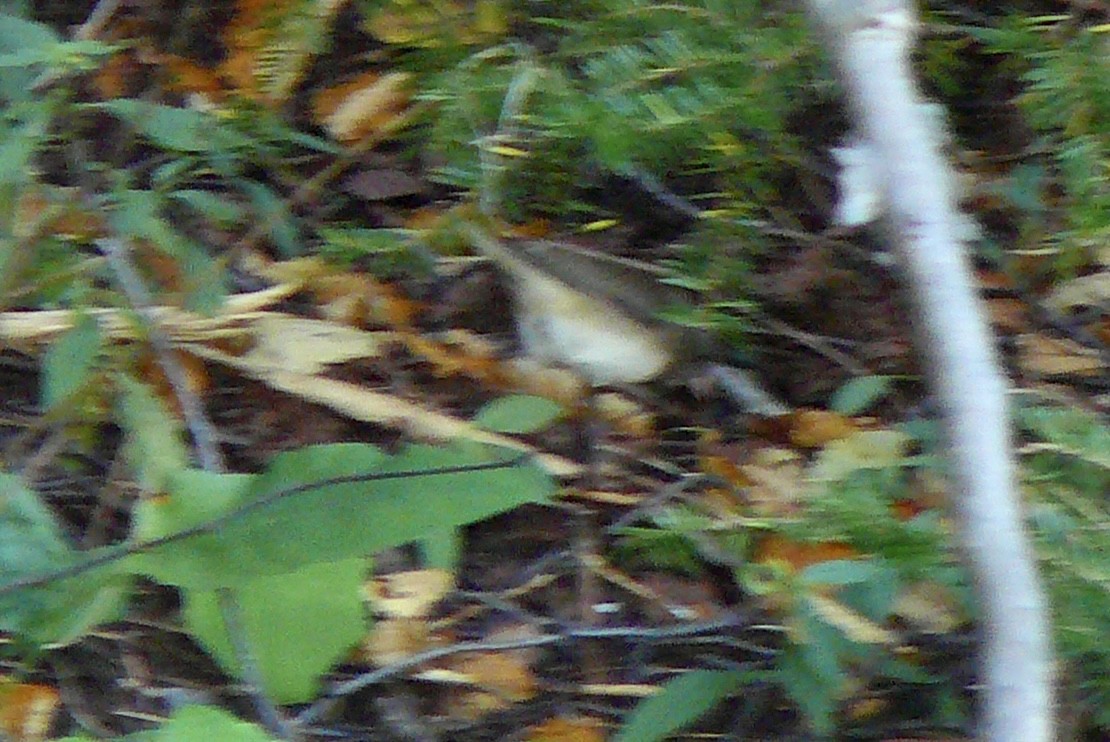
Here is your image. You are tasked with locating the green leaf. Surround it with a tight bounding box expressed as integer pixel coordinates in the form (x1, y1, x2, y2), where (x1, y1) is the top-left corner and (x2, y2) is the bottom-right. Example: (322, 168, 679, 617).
(829, 375, 891, 415)
(800, 558, 882, 587)
(41, 313, 102, 412)
(128, 468, 255, 588)
(92, 99, 229, 153)
(150, 705, 277, 741)
(0, 102, 50, 184)
(116, 375, 189, 492)
(110, 189, 228, 314)
(240, 180, 300, 256)
(472, 395, 564, 433)
(778, 641, 837, 736)
(170, 189, 247, 227)
(0, 13, 57, 100)
(420, 527, 461, 570)
(53, 704, 279, 741)
(182, 559, 368, 704)
(614, 670, 751, 742)
(131, 443, 553, 589)
(0, 473, 129, 644)
(1019, 401, 1110, 469)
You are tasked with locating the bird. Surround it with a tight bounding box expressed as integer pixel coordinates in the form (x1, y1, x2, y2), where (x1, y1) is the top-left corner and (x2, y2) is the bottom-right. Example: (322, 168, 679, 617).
(465, 225, 786, 416)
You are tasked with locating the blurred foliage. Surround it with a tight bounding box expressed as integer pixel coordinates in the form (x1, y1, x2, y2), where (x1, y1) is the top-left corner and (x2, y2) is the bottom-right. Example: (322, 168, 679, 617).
(927, 9, 1108, 279)
(1018, 397, 1110, 729)
(0, 0, 1106, 738)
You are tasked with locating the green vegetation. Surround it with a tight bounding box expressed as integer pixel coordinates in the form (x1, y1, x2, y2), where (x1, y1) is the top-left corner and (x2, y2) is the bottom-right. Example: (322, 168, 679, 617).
(0, 0, 1105, 739)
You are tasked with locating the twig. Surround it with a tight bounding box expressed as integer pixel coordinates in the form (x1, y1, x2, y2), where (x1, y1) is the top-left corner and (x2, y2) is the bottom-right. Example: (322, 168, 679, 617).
(217, 588, 300, 741)
(74, 0, 125, 41)
(754, 316, 870, 376)
(97, 238, 226, 472)
(803, 2, 1054, 740)
(295, 614, 755, 728)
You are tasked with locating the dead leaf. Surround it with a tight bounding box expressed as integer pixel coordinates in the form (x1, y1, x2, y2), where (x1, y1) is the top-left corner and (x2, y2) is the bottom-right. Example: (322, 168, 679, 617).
(314, 72, 413, 144)
(1015, 333, 1106, 377)
(892, 581, 965, 634)
(738, 446, 808, 516)
(190, 343, 582, 477)
(524, 716, 606, 742)
(1045, 271, 1110, 313)
(985, 296, 1030, 333)
(808, 593, 897, 645)
(788, 408, 859, 448)
(439, 652, 538, 719)
(361, 617, 436, 666)
(241, 316, 387, 375)
(810, 429, 911, 481)
(594, 392, 655, 437)
(755, 534, 858, 572)
(0, 680, 58, 742)
(366, 569, 454, 619)
(135, 348, 210, 417)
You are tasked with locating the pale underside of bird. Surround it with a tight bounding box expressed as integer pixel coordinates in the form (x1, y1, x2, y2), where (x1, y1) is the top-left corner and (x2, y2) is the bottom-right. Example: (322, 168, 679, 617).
(466, 227, 787, 415)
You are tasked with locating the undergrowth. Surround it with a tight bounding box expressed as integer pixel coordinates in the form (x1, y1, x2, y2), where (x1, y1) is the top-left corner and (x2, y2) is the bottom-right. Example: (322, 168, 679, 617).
(0, 0, 1106, 739)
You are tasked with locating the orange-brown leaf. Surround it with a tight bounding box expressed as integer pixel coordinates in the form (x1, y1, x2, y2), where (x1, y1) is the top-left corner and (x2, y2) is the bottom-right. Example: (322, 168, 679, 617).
(525, 716, 606, 742)
(788, 408, 859, 448)
(0, 681, 58, 742)
(755, 534, 859, 572)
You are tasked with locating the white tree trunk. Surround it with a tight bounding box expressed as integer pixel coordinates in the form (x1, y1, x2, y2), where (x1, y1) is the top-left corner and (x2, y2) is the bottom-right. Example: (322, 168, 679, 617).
(802, 2, 1054, 740)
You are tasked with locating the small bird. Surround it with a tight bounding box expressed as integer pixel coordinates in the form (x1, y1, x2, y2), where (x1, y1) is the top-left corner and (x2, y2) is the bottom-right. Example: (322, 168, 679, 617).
(465, 226, 785, 415)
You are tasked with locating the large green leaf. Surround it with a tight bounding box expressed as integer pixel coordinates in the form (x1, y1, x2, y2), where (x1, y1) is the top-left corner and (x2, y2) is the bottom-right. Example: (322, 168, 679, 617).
(92, 99, 249, 153)
(0, 473, 129, 644)
(0, 12, 57, 101)
(56, 703, 278, 741)
(130, 442, 553, 589)
(127, 467, 255, 588)
(472, 395, 564, 434)
(182, 559, 368, 704)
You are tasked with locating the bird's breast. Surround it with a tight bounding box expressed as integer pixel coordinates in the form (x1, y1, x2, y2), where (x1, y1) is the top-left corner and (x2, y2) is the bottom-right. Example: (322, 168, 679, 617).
(512, 271, 675, 385)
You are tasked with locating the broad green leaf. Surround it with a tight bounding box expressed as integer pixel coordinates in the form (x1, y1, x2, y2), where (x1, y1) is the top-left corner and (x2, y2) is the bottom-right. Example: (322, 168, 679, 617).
(0, 12, 57, 101)
(829, 375, 892, 415)
(0, 105, 49, 184)
(0, 473, 129, 644)
(92, 99, 230, 153)
(128, 467, 254, 587)
(0, 13, 58, 52)
(55, 703, 278, 741)
(149, 705, 277, 741)
(131, 443, 553, 589)
(0, 38, 113, 70)
(614, 670, 752, 742)
(182, 559, 368, 704)
(778, 642, 837, 736)
(116, 375, 188, 492)
(41, 312, 102, 412)
(421, 527, 461, 570)
(473, 395, 564, 433)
